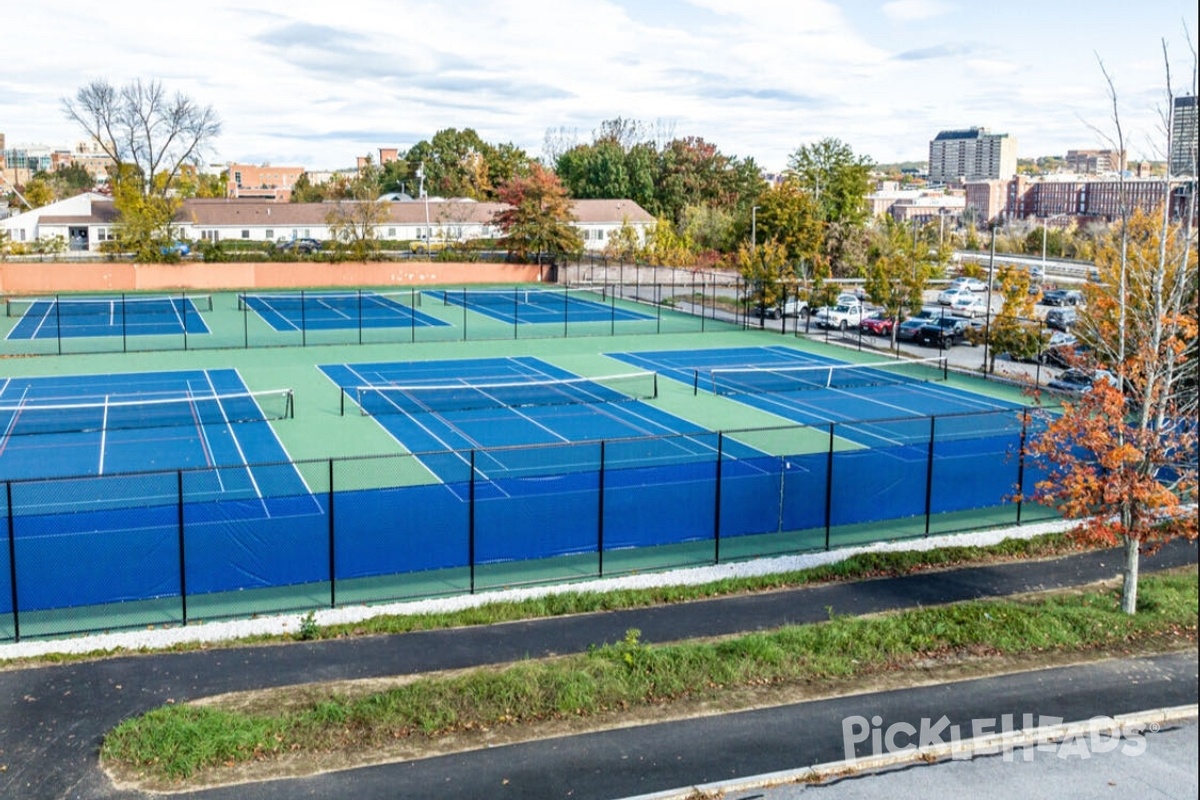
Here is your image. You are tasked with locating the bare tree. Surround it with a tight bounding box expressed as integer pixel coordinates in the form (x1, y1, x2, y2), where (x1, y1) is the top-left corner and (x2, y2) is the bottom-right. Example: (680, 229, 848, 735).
(62, 79, 221, 198)
(1027, 34, 1199, 614)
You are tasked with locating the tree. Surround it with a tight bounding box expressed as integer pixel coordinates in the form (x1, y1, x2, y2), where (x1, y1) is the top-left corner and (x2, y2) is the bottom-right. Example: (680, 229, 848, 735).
(1024, 40, 1198, 613)
(493, 164, 582, 263)
(603, 218, 645, 263)
(984, 262, 1042, 369)
(325, 162, 391, 261)
(21, 178, 54, 208)
(863, 217, 937, 348)
(786, 138, 873, 227)
(642, 216, 694, 267)
(736, 237, 792, 321)
(752, 177, 823, 266)
(62, 79, 220, 200)
(62, 79, 220, 261)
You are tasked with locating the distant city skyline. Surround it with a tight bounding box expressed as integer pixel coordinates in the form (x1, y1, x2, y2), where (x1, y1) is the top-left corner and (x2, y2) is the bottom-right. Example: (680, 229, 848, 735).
(2, 1, 1196, 172)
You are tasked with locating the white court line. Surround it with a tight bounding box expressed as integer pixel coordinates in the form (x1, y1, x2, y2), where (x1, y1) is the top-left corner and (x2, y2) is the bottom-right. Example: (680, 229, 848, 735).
(98, 396, 109, 474)
(203, 371, 266, 507)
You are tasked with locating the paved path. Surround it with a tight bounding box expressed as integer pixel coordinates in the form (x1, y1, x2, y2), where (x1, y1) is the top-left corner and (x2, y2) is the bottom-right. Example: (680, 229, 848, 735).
(1, 541, 1194, 799)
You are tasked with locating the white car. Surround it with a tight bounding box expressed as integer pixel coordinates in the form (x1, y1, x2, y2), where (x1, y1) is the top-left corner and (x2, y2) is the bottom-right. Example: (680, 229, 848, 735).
(950, 293, 988, 318)
(950, 276, 988, 292)
(937, 286, 973, 305)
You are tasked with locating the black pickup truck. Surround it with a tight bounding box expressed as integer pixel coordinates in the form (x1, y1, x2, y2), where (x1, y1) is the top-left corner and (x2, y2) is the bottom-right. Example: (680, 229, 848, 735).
(916, 316, 972, 348)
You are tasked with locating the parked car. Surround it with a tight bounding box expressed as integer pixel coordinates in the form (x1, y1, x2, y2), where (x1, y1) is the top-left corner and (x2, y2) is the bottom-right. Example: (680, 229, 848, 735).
(859, 311, 897, 336)
(950, 276, 989, 292)
(278, 237, 322, 255)
(1045, 306, 1077, 331)
(1047, 368, 1118, 396)
(950, 293, 988, 318)
(937, 286, 974, 305)
(160, 241, 190, 257)
(753, 297, 808, 320)
(1041, 289, 1083, 306)
(814, 302, 867, 331)
(895, 317, 927, 342)
(836, 292, 861, 307)
(917, 316, 972, 348)
(1039, 331, 1082, 367)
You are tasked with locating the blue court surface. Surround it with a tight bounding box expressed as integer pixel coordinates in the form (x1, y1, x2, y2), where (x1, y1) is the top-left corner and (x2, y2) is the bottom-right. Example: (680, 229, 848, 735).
(610, 345, 1023, 448)
(320, 356, 760, 485)
(425, 287, 653, 324)
(0, 369, 303, 497)
(241, 291, 449, 331)
(6, 295, 210, 339)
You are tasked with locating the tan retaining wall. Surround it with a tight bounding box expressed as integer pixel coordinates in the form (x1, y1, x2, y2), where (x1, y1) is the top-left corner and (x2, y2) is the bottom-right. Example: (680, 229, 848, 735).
(0, 261, 546, 295)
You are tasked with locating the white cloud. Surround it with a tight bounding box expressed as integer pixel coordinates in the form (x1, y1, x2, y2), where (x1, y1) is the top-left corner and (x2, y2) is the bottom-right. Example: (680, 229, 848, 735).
(0, 0, 1191, 169)
(881, 0, 953, 22)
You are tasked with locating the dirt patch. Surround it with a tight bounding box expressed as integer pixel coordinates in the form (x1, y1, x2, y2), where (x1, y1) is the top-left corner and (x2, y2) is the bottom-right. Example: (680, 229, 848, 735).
(106, 637, 1195, 794)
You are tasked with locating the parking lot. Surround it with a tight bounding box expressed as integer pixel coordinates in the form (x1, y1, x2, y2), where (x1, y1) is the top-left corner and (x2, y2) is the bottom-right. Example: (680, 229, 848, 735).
(743, 286, 1075, 391)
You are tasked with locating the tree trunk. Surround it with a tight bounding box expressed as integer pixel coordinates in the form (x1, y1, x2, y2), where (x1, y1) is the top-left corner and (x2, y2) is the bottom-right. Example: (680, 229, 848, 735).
(1121, 537, 1140, 614)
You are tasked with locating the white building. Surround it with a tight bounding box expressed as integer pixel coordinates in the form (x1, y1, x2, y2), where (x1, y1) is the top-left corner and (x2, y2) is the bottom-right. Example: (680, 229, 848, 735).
(1, 196, 656, 253)
(928, 128, 1018, 184)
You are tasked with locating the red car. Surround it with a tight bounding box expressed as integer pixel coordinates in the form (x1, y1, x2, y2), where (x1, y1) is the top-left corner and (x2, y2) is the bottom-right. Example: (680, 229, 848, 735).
(859, 311, 897, 336)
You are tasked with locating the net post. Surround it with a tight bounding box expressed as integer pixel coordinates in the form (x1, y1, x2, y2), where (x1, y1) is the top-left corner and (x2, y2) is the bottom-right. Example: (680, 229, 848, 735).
(652, 372, 658, 399)
(286, 389, 295, 419)
(693, 370, 700, 396)
(339, 388, 346, 416)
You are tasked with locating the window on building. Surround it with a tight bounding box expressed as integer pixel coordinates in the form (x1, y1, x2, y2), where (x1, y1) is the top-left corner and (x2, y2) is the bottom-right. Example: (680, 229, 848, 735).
(265, 229, 273, 240)
(241, 229, 250, 239)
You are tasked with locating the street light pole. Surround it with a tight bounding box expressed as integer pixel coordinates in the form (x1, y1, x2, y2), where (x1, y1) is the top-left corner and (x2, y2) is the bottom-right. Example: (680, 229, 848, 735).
(982, 225, 997, 374)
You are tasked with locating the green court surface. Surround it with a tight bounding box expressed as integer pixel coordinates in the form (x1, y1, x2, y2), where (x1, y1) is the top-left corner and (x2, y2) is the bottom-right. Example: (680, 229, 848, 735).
(0, 290, 1055, 640)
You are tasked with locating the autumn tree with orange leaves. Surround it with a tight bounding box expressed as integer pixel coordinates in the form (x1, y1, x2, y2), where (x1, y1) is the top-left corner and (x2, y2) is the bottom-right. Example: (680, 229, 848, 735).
(1025, 38, 1198, 614)
(1025, 102, 1197, 614)
(492, 164, 583, 265)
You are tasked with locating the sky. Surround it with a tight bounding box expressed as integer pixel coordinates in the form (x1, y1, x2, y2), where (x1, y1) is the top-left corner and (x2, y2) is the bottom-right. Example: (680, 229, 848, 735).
(2, 0, 1197, 173)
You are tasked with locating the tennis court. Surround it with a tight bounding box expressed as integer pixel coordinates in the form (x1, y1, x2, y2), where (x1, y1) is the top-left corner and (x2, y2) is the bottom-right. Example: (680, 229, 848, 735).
(0, 369, 299, 490)
(610, 345, 1021, 448)
(239, 290, 448, 331)
(425, 286, 654, 324)
(321, 355, 761, 483)
(5, 295, 211, 339)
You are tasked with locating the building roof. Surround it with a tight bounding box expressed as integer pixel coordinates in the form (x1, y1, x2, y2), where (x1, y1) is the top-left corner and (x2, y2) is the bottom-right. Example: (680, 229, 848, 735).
(933, 128, 987, 141)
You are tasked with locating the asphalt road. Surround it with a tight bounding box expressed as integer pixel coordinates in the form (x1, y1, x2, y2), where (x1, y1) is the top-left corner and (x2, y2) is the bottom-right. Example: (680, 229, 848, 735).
(1, 540, 1194, 800)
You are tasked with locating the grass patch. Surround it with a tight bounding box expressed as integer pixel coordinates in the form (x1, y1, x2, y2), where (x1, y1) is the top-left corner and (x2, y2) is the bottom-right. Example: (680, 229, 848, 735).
(101, 571, 1197, 784)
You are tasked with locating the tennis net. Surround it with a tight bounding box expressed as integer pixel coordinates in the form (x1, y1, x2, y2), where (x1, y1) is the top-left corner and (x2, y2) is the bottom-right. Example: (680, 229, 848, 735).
(237, 290, 421, 312)
(5, 294, 214, 317)
(0, 388, 294, 437)
(698, 356, 948, 395)
(342, 371, 657, 416)
(433, 287, 609, 307)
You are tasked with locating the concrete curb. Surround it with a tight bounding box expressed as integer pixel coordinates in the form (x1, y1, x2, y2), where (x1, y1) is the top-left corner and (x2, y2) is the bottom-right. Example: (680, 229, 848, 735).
(622, 704, 1199, 800)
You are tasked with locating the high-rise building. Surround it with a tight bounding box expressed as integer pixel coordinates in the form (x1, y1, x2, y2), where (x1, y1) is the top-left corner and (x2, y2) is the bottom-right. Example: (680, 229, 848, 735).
(1065, 149, 1125, 174)
(1170, 95, 1197, 177)
(928, 127, 1018, 184)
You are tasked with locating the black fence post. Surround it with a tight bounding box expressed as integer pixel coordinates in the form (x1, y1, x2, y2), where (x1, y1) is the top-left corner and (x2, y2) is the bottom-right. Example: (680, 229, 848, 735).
(714, 432, 724, 564)
(924, 417, 937, 536)
(597, 441, 606, 578)
(6, 482, 19, 643)
(469, 449, 477, 594)
(121, 293, 128, 353)
(177, 470, 188, 626)
(300, 289, 308, 347)
(824, 423, 835, 551)
(328, 459, 337, 608)
(1016, 409, 1030, 524)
